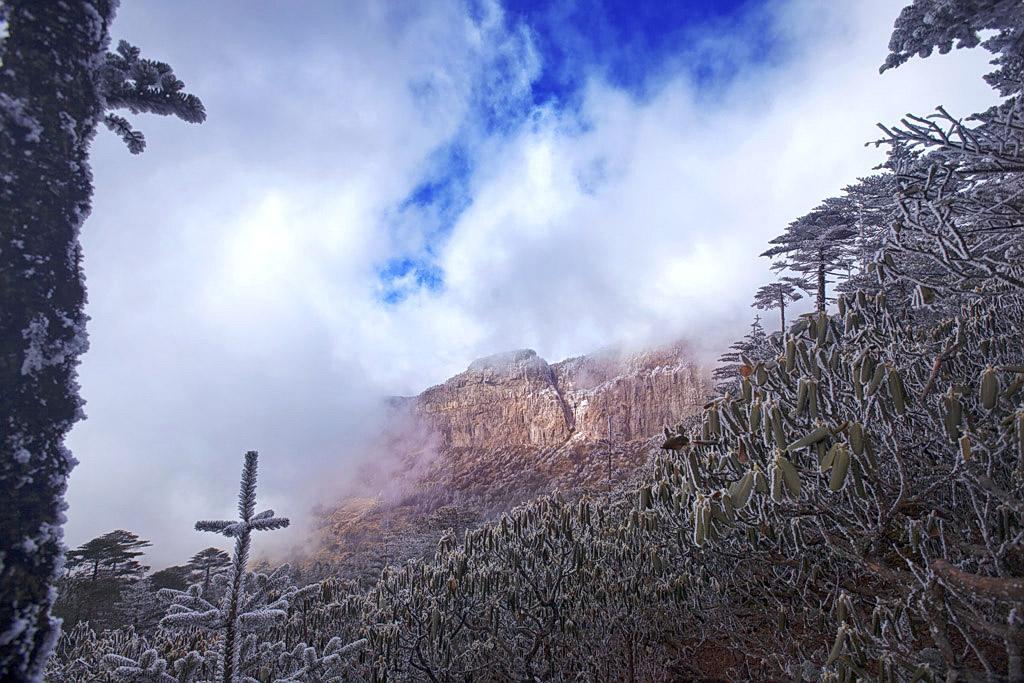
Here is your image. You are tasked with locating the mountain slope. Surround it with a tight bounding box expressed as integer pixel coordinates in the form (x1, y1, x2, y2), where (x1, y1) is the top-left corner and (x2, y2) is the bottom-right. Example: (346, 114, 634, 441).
(309, 340, 709, 574)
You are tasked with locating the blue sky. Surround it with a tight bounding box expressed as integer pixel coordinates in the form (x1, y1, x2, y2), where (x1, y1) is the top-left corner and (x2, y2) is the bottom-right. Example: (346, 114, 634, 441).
(380, 0, 780, 304)
(64, 0, 1001, 565)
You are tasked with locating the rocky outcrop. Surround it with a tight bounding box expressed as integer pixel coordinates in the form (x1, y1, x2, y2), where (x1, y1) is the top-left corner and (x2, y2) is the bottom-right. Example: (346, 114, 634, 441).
(310, 340, 710, 573)
(410, 341, 706, 451)
(415, 349, 573, 449)
(554, 343, 708, 443)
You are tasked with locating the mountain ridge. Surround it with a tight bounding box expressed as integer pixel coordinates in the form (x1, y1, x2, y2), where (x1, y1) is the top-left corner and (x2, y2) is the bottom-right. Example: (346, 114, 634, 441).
(308, 338, 710, 575)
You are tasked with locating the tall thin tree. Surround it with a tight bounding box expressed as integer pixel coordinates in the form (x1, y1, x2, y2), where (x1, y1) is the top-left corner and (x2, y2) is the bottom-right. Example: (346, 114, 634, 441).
(752, 278, 804, 330)
(761, 202, 857, 312)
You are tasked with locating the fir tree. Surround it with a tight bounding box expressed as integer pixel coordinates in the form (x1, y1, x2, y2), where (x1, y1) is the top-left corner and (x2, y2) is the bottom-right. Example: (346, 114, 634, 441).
(160, 451, 291, 683)
(102, 648, 177, 683)
(0, 3, 204, 677)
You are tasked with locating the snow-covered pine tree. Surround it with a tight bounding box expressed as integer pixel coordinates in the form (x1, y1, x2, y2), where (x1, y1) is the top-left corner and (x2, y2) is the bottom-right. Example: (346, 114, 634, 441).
(108, 578, 167, 636)
(830, 172, 899, 300)
(102, 647, 177, 683)
(160, 451, 291, 683)
(761, 201, 858, 312)
(186, 547, 232, 596)
(0, 3, 204, 678)
(881, 0, 1024, 98)
(873, 1, 1024, 302)
(272, 637, 368, 683)
(752, 278, 803, 331)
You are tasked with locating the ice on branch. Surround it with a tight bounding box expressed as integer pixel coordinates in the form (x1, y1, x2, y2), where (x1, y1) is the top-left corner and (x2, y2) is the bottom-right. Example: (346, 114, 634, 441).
(159, 451, 292, 683)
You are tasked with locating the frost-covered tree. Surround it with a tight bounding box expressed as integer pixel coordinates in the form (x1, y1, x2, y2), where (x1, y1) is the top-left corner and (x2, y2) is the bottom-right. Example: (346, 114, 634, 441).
(762, 202, 858, 312)
(272, 637, 368, 683)
(872, 105, 1024, 299)
(712, 316, 772, 395)
(752, 278, 803, 330)
(185, 547, 231, 595)
(881, 0, 1024, 98)
(102, 647, 177, 683)
(108, 578, 168, 636)
(872, 1, 1024, 303)
(640, 1, 1024, 676)
(0, 2, 204, 677)
(160, 451, 291, 683)
(830, 172, 900, 300)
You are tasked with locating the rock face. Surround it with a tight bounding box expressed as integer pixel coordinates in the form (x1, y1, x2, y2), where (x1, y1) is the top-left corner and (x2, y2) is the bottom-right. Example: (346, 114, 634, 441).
(412, 342, 707, 452)
(311, 340, 709, 574)
(416, 349, 572, 449)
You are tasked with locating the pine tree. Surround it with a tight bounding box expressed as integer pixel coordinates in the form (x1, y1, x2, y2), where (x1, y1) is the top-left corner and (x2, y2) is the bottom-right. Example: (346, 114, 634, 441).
(881, 0, 1024, 98)
(712, 316, 772, 395)
(761, 202, 858, 312)
(148, 565, 190, 592)
(186, 547, 232, 595)
(54, 530, 151, 629)
(0, 3, 204, 678)
(752, 278, 803, 331)
(65, 530, 152, 583)
(831, 173, 899, 300)
(102, 648, 177, 683)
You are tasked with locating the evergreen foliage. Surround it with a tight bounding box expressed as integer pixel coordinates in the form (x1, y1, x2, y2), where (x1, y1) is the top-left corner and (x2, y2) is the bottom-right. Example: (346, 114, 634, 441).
(160, 451, 292, 683)
(752, 278, 803, 330)
(186, 549, 232, 596)
(712, 316, 772, 396)
(762, 204, 858, 312)
(65, 531, 152, 583)
(54, 530, 152, 630)
(150, 567, 192, 593)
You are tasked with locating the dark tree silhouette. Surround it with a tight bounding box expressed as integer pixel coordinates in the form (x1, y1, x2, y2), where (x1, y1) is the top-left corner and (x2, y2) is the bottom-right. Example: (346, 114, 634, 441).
(0, 2, 204, 677)
(65, 530, 151, 583)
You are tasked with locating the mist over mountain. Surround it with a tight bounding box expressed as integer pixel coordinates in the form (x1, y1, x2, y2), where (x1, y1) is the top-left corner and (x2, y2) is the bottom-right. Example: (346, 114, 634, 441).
(307, 339, 709, 576)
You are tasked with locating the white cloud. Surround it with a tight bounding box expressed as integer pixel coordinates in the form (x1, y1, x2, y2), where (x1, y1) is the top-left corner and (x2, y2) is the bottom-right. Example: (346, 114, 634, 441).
(66, 0, 1001, 567)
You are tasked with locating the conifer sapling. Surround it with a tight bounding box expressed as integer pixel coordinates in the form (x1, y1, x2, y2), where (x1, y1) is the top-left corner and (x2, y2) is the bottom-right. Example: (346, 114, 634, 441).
(160, 451, 289, 683)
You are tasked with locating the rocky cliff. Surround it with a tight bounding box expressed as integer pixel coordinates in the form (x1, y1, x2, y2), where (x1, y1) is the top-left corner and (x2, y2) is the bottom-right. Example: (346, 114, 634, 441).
(412, 342, 707, 449)
(309, 340, 709, 575)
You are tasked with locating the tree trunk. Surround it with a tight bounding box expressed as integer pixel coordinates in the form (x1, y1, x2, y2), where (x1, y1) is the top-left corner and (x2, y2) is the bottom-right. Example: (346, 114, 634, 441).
(816, 258, 826, 312)
(0, 2, 114, 679)
(777, 290, 786, 330)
